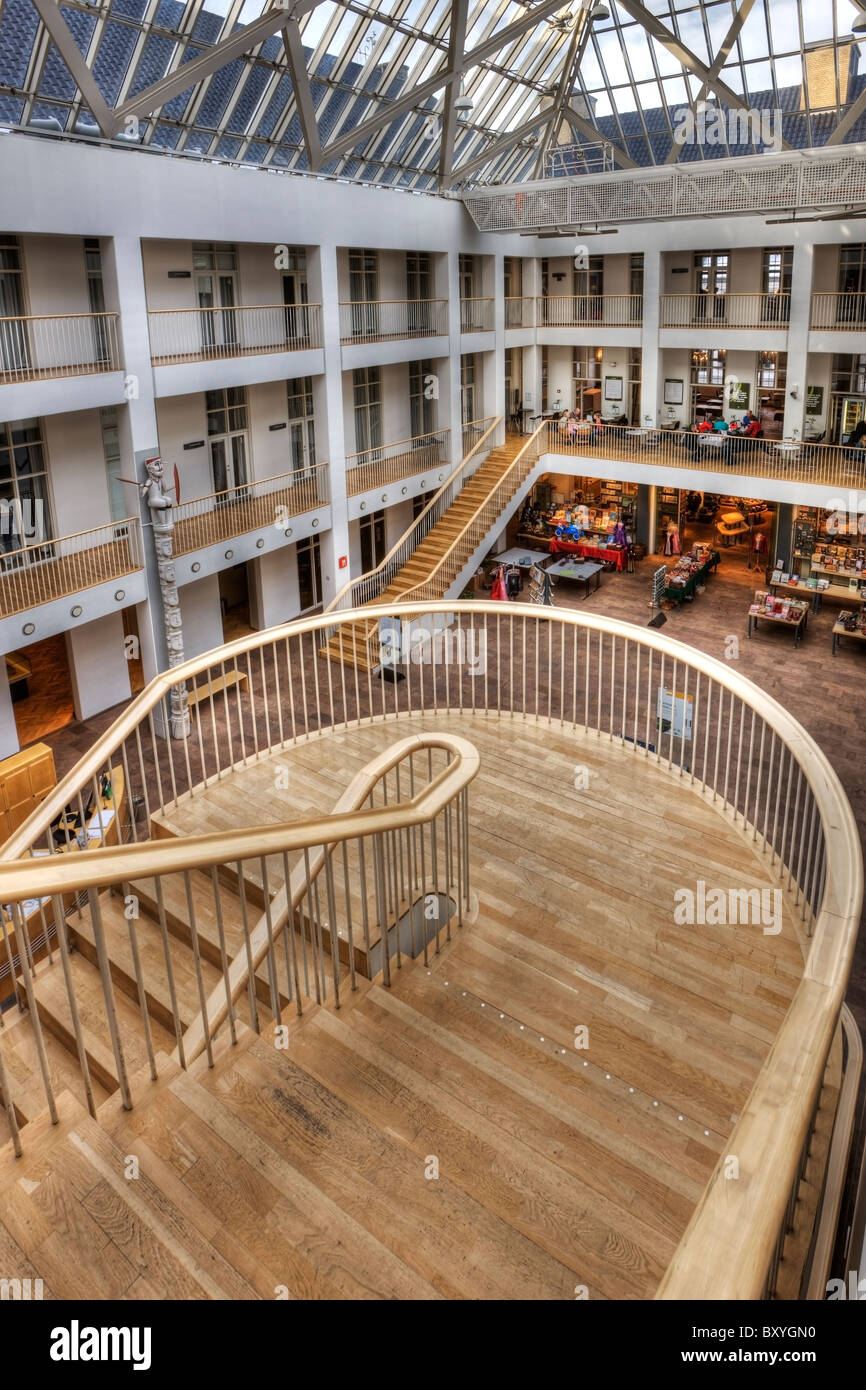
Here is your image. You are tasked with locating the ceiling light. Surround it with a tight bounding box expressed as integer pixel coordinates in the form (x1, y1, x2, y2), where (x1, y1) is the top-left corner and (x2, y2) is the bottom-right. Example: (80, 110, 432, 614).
(853, 10, 866, 32)
(590, 2, 610, 18)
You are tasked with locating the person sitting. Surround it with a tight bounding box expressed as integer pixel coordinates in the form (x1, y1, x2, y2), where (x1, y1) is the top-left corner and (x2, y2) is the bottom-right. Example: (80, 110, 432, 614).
(844, 419, 866, 460)
(712, 417, 729, 432)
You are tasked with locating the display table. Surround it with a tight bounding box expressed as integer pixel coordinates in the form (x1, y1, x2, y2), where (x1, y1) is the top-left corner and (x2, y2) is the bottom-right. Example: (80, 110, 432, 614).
(832, 611, 866, 655)
(546, 558, 604, 599)
(748, 602, 808, 648)
(549, 538, 626, 570)
(662, 550, 720, 605)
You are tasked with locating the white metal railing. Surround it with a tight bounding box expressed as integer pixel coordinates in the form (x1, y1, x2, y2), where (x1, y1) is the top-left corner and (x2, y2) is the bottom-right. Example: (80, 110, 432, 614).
(346, 429, 450, 497)
(0, 313, 121, 382)
(147, 303, 323, 364)
(460, 297, 495, 332)
(461, 145, 866, 231)
(338, 299, 448, 343)
(660, 292, 790, 329)
(538, 294, 642, 327)
(172, 463, 329, 556)
(0, 517, 143, 618)
(504, 296, 535, 328)
(810, 292, 866, 330)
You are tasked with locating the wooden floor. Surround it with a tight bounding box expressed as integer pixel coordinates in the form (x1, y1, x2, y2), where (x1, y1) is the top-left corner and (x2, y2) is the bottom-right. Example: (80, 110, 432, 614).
(0, 714, 790, 1299)
(0, 538, 140, 619)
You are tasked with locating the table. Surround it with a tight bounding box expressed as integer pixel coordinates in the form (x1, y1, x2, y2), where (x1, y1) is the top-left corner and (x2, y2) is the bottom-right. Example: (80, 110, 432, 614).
(545, 558, 603, 600)
(491, 546, 551, 571)
(769, 579, 821, 614)
(773, 441, 801, 459)
(662, 550, 720, 606)
(698, 433, 727, 450)
(832, 612, 866, 655)
(549, 538, 626, 571)
(747, 605, 807, 648)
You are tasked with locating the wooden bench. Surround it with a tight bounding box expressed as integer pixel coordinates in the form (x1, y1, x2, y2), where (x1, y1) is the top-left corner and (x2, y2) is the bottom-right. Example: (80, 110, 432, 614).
(187, 669, 248, 709)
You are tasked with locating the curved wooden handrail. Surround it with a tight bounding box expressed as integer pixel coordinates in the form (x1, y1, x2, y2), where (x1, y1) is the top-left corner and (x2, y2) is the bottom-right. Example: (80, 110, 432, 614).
(3, 600, 860, 1303)
(0, 733, 478, 903)
(325, 415, 499, 613)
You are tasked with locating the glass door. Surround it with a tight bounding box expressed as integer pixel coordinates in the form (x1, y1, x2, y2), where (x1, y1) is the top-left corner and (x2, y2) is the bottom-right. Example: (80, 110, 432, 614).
(287, 376, 316, 476)
(630, 253, 643, 323)
(409, 359, 434, 444)
(206, 387, 249, 500)
(353, 366, 382, 459)
(297, 535, 323, 611)
(84, 238, 110, 364)
(406, 252, 431, 334)
(694, 252, 729, 322)
(838, 245, 866, 323)
(762, 248, 792, 323)
(360, 509, 386, 572)
(282, 246, 308, 343)
(0, 418, 52, 558)
(0, 236, 29, 375)
(194, 243, 238, 354)
(349, 248, 378, 338)
(573, 255, 603, 322)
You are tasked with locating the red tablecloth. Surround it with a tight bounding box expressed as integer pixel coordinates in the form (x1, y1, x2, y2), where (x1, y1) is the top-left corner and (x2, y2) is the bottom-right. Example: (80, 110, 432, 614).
(549, 539, 626, 571)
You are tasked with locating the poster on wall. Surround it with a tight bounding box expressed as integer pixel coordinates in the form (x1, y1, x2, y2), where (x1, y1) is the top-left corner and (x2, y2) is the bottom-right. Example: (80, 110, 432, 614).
(604, 376, 623, 401)
(805, 386, 824, 416)
(663, 379, 684, 405)
(728, 381, 750, 410)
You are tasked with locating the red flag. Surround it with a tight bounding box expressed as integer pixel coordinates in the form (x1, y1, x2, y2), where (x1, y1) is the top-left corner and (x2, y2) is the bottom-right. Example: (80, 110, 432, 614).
(173, 464, 181, 503)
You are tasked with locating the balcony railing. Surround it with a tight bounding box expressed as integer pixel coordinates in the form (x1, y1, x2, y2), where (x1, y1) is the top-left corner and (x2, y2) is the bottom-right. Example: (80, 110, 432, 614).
(810, 292, 866, 330)
(538, 294, 643, 327)
(148, 303, 323, 365)
(0, 313, 122, 383)
(460, 297, 495, 332)
(346, 428, 450, 496)
(542, 420, 866, 491)
(172, 464, 329, 557)
(504, 296, 535, 328)
(660, 292, 790, 329)
(0, 517, 143, 619)
(338, 299, 447, 344)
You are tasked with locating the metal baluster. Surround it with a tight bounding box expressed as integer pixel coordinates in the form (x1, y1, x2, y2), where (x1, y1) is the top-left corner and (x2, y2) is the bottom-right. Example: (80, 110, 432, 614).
(153, 876, 186, 1066)
(341, 841, 357, 992)
(209, 866, 236, 1046)
(323, 853, 341, 1007)
(373, 833, 391, 986)
(120, 881, 157, 1084)
(279, 852, 303, 1015)
(272, 642, 286, 749)
(258, 858, 281, 1022)
(86, 889, 132, 1110)
(235, 863, 261, 1031)
(300, 849, 316, 1003)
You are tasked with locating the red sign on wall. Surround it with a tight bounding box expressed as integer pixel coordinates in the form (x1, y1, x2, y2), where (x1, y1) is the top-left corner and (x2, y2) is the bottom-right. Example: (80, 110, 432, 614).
(338, 555, 348, 569)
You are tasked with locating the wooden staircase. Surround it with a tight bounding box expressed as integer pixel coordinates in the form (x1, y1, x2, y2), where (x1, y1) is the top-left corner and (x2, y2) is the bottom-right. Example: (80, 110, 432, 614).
(321, 433, 532, 670)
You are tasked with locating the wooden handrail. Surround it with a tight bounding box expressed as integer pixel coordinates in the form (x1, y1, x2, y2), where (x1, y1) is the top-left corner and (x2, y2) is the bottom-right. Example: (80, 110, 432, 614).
(0, 311, 119, 322)
(147, 302, 321, 315)
(345, 428, 448, 464)
(393, 422, 545, 603)
(0, 516, 139, 562)
(325, 416, 499, 612)
(338, 297, 447, 307)
(174, 463, 327, 514)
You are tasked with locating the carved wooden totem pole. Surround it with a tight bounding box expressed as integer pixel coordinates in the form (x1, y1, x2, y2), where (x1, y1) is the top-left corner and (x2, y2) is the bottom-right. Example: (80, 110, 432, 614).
(141, 456, 190, 739)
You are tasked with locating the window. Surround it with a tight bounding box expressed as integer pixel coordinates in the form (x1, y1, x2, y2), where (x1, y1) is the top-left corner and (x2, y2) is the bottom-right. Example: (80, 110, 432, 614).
(459, 254, 476, 300)
(572, 348, 602, 414)
(353, 366, 382, 455)
(0, 418, 51, 554)
(0, 236, 28, 372)
(348, 249, 378, 337)
(690, 348, 726, 385)
(406, 252, 431, 301)
(504, 256, 522, 299)
(286, 377, 316, 474)
(630, 254, 643, 323)
(504, 347, 523, 415)
(460, 354, 477, 424)
(281, 246, 309, 342)
(296, 534, 322, 612)
(359, 508, 386, 572)
(409, 360, 434, 439)
(838, 246, 866, 322)
(84, 238, 111, 363)
(757, 350, 786, 389)
(762, 249, 792, 322)
(572, 254, 603, 303)
(206, 387, 249, 496)
(831, 353, 866, 395)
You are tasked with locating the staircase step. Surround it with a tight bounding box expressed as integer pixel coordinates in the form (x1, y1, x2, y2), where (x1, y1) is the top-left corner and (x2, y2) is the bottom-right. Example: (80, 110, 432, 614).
(0, 995, 112, 1127)
(26, 949, 177, 1097)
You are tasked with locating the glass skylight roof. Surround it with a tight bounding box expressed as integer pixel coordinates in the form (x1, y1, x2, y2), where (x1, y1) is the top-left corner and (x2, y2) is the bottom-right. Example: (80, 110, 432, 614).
(0, 0, 865, 190)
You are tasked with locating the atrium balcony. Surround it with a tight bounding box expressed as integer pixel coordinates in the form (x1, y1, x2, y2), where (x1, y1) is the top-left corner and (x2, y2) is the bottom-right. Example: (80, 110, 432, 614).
(0, 312, 126, 417)
(0, 516, 146, 648)
(147, 303, 324, 397)
(345, 428, 451, 505)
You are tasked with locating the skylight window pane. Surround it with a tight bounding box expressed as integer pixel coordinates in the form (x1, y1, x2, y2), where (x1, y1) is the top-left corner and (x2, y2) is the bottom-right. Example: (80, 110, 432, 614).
(768, 0, 801, 54)
(675, 11, 710, 64)
(594, 32, 631, 86)
(651, 37, 686, 77)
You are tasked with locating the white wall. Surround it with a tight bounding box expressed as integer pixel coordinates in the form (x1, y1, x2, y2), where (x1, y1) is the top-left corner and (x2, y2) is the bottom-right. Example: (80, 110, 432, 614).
(0, 663, 18, 759)
(21, 235, 90, 317)
(248, 546, 300, 630)
(65, 611, 131, 721)
(45, 408, 111, 535)
(179, 572, 224, 659)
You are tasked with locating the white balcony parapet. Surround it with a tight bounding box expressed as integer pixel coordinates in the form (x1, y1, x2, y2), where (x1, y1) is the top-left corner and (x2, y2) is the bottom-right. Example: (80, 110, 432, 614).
(338, 299, 448, 343)
(660, 292, 790, 329)
(0, 517, 142, 618)
(171, 464, 329, 556)
(538, 294, 642, 327)
(0, 313, 121, 383)
(148, 303, 323, 364)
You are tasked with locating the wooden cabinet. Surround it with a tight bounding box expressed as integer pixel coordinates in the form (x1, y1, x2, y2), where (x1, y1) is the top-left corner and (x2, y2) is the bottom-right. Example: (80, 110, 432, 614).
(0, 743, 56, 847)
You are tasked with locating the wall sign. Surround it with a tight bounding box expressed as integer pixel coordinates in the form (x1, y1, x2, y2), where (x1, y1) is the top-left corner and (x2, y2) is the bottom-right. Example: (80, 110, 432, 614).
(269, 422, 287, 431)
(728, 381, 750, 410)
(338, 555, 348, 569)
(805, 386, 824, 416)
(664, 379, 684, 405)
(168, 270, 192, 278)
(182, 440, 204, 450)
(604, 376, 623, 401)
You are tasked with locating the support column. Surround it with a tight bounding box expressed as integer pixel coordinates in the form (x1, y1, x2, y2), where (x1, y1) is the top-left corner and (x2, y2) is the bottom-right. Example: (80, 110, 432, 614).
(65, 613, 131, 723)
(0, 661, 19, 760)
(248, 548, 300, 630)
(522, 256, 543, 429)
(444, 250, 465, 458)
(784, 243, 813, 441)
(490, 250, 505, 438)
(312, 243, 350, 601)
(639, 249, 662, 428)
